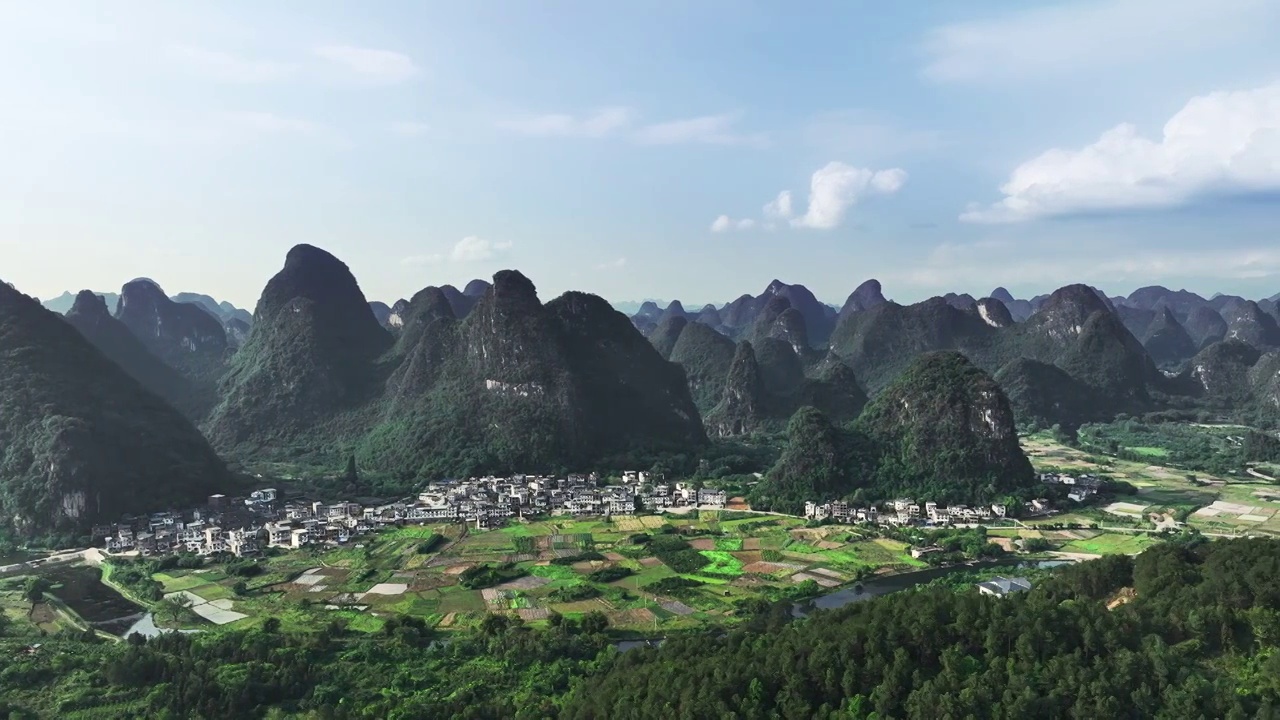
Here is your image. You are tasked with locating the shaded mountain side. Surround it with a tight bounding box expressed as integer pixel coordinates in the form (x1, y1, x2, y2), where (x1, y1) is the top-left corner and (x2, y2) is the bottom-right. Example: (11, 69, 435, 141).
(747, 296, 815, 361)
(170, 292, 253, 327)
(668, 321, 738, 414)
(1187, 340, 1264, 405)
(382, 287, 458, 406)
(995, 358, 1109, 429)
(648, 315, 689, 360)
(357, 275, 705, 478)
(1123, 286, 1208, 317)
(759, 280, 836, 346)
(839, 279, 887, 319)
(368, 301, 393, 327)
(1248, 352, 1280, 411)
(116, 279, 229, 385)
(439, 281, 490, 319)
(853, 352, 1035, 504)
(801, 358, 868, 423)
(1116, 305, 1156, 339)
(942, 293, 978, 311)
(1222, 301, 1280, 349)
(749, 353, 1034, 513)
(747, 407, 848, 513)
(206, 244, 395, 451)
(547, 292, 704, 451)
(829, 297, 997, 393)
(63, 291, 211, 420)
(754, 338, 807, 397)
(705, 339, 867, 438)
(0, 281, 231, 535)
(44, 291, 120, 315)
(704, 342, 767, 438)
(991, 287, 1034, 322)
(1185, 305, 1229, 349)
(988, 285, 1157, 403)
(1141, 307, 1197, 367)
(225, 318, 251, 348)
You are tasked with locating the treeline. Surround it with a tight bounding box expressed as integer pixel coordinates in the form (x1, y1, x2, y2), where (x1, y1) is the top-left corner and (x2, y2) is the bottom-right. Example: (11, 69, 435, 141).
(563, 538, 1280, 719)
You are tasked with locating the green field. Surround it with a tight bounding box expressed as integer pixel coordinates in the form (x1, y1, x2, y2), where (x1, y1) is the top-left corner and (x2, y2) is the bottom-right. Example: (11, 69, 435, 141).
(1062, 533, 1156, 556)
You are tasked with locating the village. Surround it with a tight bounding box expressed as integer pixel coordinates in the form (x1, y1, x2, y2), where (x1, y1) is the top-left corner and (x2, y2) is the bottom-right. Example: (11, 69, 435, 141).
(91, 470, 1102, 560)
(804, 472, 1103, 526)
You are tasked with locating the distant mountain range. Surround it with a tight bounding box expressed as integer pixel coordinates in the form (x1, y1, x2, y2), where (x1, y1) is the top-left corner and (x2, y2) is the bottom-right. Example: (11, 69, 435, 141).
(6, 254, 1279, 536)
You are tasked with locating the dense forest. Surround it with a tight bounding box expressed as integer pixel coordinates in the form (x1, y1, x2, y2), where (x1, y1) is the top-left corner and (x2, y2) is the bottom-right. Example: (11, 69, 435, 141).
(4, 538, 1280, 718)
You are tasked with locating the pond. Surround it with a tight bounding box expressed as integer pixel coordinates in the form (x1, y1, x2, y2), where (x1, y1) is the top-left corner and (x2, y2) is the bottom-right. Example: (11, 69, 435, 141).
(41, 564, 146, 636)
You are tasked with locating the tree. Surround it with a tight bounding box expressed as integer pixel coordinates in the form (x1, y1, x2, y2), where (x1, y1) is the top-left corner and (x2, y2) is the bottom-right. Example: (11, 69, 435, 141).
(232, 580, 249, 596)
(263, 617, 281, 633)
(343, 455, 359, 484)
(581, 611, 609, 634)
(24, 576, 50, 604)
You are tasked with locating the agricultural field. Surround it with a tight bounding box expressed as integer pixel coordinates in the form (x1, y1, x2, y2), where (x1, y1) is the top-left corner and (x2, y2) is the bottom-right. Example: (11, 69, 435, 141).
(100, 513, 933, 636)
(1022, 431, 1280, 537)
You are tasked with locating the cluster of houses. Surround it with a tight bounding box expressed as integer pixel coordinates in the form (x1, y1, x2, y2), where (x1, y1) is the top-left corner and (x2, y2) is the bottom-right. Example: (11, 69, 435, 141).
(801, 474, 1107, 528)
(1039, 472, 1102, 503)
(413, 472, 726, 521)
(804, 498, 1010, 526)
(93, 472, 731, 559)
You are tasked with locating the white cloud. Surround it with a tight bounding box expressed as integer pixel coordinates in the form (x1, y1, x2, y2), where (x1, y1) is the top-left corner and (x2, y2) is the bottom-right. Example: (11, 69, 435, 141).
(595, 257, 628, 270)
(921, 0, 1275, 84)
(314, 45, 418, 84)
(763, 190, 793, 220)
(451, 236, 512, 262)
(736, 218, 756, 230)
(390, 120, 430, 137)
(495, 107, 635, 138)
(634, 113, 767, 147)
(170, 45, 298, 83)
(710, 215, 733, 233)
(791, 163, 908, 229)
(963, 82, 1280, 223)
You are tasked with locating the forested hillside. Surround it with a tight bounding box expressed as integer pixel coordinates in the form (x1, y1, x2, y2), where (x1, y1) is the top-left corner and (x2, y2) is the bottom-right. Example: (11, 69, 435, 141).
(0, 282, 231, 537)
(564, 538, 1280, 719)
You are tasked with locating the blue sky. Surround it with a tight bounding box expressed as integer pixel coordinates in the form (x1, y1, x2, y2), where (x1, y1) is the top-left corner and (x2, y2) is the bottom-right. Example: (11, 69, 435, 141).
(2, 0, 1279, 310)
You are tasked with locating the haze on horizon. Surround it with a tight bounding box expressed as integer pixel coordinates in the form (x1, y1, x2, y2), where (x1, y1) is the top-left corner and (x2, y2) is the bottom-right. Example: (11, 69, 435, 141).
(2, 0, 1280, 310)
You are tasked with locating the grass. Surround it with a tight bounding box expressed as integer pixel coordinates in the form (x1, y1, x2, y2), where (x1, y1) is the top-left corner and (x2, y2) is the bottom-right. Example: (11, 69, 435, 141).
(713, 538, 744, 551)
(697, 551, 744, 577)
(1128, 446, 1171, 458)
(1062, 533, 1156, 556)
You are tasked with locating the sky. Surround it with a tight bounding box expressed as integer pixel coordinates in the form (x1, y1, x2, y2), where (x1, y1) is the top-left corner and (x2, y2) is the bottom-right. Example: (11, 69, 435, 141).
(2, 0, 1280, 311)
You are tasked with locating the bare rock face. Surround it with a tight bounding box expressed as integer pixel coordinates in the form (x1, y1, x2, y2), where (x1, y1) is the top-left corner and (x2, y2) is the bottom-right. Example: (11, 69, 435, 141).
(975, 297, 1015, 328)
